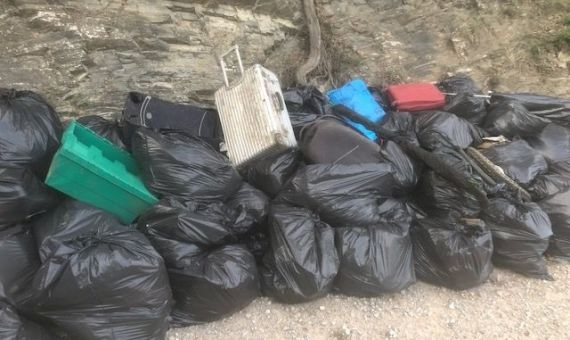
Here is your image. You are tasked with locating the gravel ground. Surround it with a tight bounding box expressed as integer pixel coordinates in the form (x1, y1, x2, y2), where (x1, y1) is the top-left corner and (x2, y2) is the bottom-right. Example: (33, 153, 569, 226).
(167, 259, 570, 340)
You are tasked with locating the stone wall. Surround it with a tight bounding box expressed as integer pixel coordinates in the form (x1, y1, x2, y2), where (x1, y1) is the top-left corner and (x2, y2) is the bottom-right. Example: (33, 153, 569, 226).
(1, 0, 568, 119)
(0, 0, 303, 118)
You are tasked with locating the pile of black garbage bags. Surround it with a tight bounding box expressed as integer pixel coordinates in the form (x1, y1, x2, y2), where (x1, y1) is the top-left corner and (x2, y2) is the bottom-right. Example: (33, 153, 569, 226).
(2, 76, 570, 339)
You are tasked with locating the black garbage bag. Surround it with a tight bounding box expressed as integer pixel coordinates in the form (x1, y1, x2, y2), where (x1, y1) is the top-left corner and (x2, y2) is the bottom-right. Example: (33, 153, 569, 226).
(491, 93, 570, 129)
(445, 93, 488, 126)
(411, 217, 493, 290)
(526, 124, 570, 164)
(131, 128, 241, 201)
(0, 225, 40, 308)
(283, 87, 330, 137)
(379, 111, 419, 146)
(225, 182, 269, 235)
(137, 200, 260, 327)
(261, 204, 339, 303)
(137, 198, 234, 260)
(0, 301, 54, 340)
(168, 244, 259, 327)
(300, 116, 385, 165)
(438, 74, 487, 125)
(28, 200, 173, 340)
(279, 163, 414, 226)
(76, 115, 125, 148)
(242, 149, 301, 197)
(483, 199, 552, 279)
(415, 111, 485, 150)
(0, 89, 63, 178)
(529, 162, 570, 200)
(481, 140, 548, 187)
(416, 147, 487, 218)
(334, 200, 415, 296)
(439, 73, 483, 94)
(483, 99, 549, 139)
(0, 166, 59, 225)
(538, 188, 570, 257)
(237, 223, 270, 264)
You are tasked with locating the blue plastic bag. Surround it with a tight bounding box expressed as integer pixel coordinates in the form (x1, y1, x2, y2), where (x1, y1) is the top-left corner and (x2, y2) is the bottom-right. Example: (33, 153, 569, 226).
(327, 79, 386, 141)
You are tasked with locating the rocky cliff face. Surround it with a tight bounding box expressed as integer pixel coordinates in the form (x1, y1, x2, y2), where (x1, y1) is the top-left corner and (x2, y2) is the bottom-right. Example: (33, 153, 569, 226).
(0, 0, 303, 117)
(1, 0, 568, 118)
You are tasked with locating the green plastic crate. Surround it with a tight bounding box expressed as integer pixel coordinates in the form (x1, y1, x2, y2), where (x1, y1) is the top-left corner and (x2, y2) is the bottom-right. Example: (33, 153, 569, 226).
(45, 120, 157, 223)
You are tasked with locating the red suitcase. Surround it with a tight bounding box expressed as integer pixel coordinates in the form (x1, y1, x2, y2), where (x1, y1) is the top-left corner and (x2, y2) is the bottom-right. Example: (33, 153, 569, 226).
(385, 83, 445, 111)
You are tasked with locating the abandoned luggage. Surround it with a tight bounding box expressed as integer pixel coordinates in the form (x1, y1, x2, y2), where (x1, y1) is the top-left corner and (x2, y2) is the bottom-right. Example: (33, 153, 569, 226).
(121, 91, 221, 148)
(385, 83, 446, 111)
(327, 79, 386, 141)
(214, 46, 297, 167)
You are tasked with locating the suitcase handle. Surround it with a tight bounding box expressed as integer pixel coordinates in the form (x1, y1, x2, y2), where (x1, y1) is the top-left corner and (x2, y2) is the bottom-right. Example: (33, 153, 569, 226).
(219, 45, 245, 87)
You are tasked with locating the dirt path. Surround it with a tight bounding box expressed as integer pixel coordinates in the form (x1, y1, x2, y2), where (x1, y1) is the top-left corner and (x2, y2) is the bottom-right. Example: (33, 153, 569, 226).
(167, 259, 570, 340)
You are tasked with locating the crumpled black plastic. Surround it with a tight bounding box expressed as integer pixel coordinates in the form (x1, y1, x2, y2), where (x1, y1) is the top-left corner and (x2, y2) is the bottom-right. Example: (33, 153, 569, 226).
(411, 217, 493, 290)
(261, 204, 339, 303)
(491, 93, 570, 129)
(28, 200, 173, 340)
(225, 182, 269, 235)
(167, 244, 259, 327)
(415, 111, 485, 150)
(416, 147, 487, 218)
(538, 188, 570, 257)
(439, 73, 483, 94)
(242, 149, 301, 198)
(529, 162, 570, 200)
(131, 128, 241, 202)
(0, 166, 60, 226)
(137, 199, 259, 327)
(483, 198, 552, 279)
(137, 198, 234, 262)
(526, 124, 570, 164)
(438, 74, 487, 125)
(77, 115, 126, 149)
(299, 116, 385, 165)
(283, 86, 330, 137)
(0, 89, 63, 178)
(379, 111, 419, 146)
(483, 99, 549, 139)
(333, 200, 415, 296)
(279, 162, 415, 226)
(481, 140, 548, 187)
(0, 225, 40, 309)
(0, 301, 54, 340)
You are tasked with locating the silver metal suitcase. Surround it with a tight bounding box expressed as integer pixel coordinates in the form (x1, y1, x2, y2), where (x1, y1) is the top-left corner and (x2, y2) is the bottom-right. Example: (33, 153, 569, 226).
(214, 46, 297, 168)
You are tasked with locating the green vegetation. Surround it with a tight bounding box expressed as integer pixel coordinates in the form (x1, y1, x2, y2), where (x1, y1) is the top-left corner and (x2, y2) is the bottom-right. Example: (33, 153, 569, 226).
(556, 28, 570, 46)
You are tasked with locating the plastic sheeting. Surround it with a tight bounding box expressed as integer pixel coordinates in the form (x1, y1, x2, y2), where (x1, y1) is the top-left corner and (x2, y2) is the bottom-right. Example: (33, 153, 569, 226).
(242, 149, 301, 197)
(0, 301, 53, 340)
(0, 225, 39, 308)
(131, 129, 241, 202)
(77, 115, 125, 149)
(415, 111, 485, 150)
(0, 166, 59, 226)
(334, 200, 415, 296)
(411, 218, 493, 290)
(438, 74, 487, 125)
(261, 204, 339, 303)
(29, 200, 173, 340)
(138, 198, 260, 327)
(279, 162, 416, 226)
(481, 140, 548, 187)
(483, 199, 552, 279)
(0, 89, 62, 178)
(483, 99, 549, 138)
